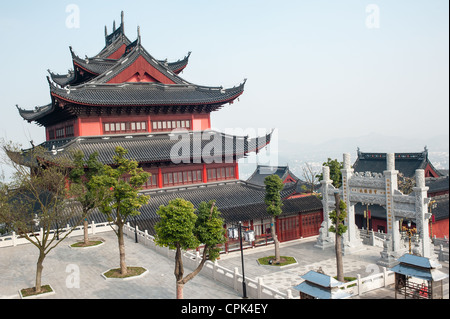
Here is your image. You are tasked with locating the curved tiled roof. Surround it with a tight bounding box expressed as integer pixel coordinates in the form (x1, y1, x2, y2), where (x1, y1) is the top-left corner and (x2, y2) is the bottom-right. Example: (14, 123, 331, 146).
(247, 165, 299, 185)
(353, 149, 443, 178)
(426, 176, 449, 194)
(134, 181, 322, 235)
(83, 180, 322, 236)
(49, 81, 245, 107)
(49, 48, 190, 87)
(33, 130, 271, 165)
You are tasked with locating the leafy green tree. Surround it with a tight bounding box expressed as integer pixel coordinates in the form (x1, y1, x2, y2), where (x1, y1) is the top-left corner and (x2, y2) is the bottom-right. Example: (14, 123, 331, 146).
(154, 199, 225, 299)
(69, 150, 104, 245)
(90, 146, 150, 276)
(329, 192, 347, 282)
(316, 158, 343, 188)
(264, 174, 284, 263)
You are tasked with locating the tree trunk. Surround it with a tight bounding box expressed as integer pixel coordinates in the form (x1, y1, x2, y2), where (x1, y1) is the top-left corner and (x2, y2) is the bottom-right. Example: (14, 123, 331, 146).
(176, 281, 184, 299)
(83, 218, 89, 245)
(35, 250, 45, 293)
(334, 192, 344, 282)
(335, 230, 344, 282)
(271, 216, 281, 263)
(117, 223, 127, 275)
(174, 244, 184, 299)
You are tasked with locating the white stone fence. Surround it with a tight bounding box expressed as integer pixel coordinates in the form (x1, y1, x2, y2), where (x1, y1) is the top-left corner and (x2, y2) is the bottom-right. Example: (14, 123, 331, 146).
(360, 229, 388, 248)
(338, 267, 395, 297)
(0, 221, 113, 248)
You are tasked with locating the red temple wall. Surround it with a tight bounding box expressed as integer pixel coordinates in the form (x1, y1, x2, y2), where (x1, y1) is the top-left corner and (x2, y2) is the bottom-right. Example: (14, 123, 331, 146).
(430, 219, 449, 239)
(424, 163, 440, 178)
(106, 44, 127, 60)
(192, 113, 211, 131)
(140, 162, 238, 189)
(47, 113, 212, 140)
(107, 55, 175, 84)
(79, 117, 102, 136)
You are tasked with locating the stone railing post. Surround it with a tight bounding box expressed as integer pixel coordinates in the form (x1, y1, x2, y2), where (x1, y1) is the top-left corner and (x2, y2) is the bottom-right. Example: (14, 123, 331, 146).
(257, 277, 263, 298)
(234, 267, 240, 292)
(356, 274, 362, 296)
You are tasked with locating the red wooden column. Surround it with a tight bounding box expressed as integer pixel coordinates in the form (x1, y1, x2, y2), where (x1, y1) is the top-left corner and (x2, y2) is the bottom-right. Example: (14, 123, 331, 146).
(203, 163, 208, 183)
(158, 167, 163, 189)
(234, 162, 239, 180)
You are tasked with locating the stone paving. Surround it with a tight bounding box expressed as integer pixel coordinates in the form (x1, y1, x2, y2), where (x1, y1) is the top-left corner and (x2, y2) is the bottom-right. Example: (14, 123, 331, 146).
(0, 231, 241, 299)
(0, 231, 447, 299)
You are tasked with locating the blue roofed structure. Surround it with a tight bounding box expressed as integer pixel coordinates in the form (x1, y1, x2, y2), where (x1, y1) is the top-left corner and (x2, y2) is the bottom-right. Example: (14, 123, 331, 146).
(293, 270, 352, 299)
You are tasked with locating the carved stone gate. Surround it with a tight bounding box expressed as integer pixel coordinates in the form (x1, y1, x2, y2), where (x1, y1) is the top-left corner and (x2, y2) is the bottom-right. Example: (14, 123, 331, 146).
(315, 153, 434, 267)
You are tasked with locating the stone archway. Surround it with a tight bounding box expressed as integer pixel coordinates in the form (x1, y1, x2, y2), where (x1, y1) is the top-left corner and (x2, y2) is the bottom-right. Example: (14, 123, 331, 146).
(316, 153, 434, 267)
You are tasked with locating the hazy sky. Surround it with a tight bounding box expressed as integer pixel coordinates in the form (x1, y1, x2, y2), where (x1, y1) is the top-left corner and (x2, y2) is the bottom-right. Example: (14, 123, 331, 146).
(0, 1, 448, 154)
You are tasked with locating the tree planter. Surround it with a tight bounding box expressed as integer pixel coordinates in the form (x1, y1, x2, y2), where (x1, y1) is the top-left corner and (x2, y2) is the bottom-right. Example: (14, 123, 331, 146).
(19, 284, 56, 299)
(101, 266, 148, 281)
(69, 240, 105, 249)
(257, 256, 298, 269)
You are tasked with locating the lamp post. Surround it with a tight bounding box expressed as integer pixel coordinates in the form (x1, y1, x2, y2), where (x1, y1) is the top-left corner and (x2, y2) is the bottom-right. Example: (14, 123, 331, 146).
(405, 220, 414, 254)
(238, 221, 248, 299)
(364, 204, 371, 234)
(134, 215, 138, 243)
(227, 221, 254, 299)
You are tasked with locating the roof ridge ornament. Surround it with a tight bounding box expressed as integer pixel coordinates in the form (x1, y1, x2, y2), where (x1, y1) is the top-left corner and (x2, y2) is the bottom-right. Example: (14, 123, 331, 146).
(137, 25, 141, 45)
(121, 11, 124, 33)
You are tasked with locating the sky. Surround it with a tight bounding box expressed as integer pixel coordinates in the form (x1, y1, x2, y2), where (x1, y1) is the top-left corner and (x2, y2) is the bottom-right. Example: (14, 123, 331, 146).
(0, 1, 448, 177)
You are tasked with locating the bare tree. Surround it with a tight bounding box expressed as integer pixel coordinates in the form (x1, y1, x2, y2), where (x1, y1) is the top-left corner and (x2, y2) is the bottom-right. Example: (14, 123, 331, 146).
(0, 142, 82, 295)
(301, 162, 320, 193)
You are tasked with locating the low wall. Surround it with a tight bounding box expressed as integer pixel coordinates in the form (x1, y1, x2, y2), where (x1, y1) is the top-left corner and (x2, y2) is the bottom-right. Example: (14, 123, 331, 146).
(0, 221, 113, 248)
(338, 267, 395, 296)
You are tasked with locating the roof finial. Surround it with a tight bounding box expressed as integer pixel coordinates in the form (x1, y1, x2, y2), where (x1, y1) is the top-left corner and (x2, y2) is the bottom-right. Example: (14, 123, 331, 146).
(121, 11, 124, 33)
(137, 25, 141, 44)
(105, 25, 108, 37)
(113, 20, 116, 31)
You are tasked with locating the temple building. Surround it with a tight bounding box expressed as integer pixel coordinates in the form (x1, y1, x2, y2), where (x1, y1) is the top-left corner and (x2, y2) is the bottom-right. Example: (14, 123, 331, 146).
(17, 12, 268, 189)
(13, 13, 323, 251)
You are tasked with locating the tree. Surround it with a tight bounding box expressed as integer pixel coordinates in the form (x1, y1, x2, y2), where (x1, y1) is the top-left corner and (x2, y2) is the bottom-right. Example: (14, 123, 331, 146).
(69, 150, 104, 245)
(154, 199, 226, 299)
(264, 174, 284, 263)
(0, 143, 82, 294)
(329, 192, 347, 282)
(301, 162, 320, 193)
(90, 146, 150, 276)
(316, 158, 343, 188)
(397, 173, 415, 195)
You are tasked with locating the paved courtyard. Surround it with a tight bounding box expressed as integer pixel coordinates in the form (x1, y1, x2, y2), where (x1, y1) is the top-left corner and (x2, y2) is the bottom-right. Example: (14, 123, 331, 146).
(0, 231, 240, 299)
(0, 231, 448, 299)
